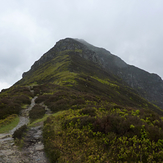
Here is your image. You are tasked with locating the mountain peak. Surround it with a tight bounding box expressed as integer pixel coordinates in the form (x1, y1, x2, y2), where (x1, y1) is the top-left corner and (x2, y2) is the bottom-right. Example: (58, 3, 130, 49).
(22, 38, 100, 78)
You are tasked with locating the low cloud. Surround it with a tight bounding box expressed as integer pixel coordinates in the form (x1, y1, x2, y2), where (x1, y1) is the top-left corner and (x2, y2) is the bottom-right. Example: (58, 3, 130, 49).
(1, 0, 163, 90)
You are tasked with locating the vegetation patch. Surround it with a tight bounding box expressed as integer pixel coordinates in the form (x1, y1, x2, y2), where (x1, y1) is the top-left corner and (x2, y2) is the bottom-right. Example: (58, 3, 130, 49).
(43, 105, 163, 162)
(13, 125, 28, 149)
(0, 86, 32, 120)
(29, 114, 50, 127)
(0, 115, 19, 133)
(13, 125, 27, 140)
(91, 76, 119, 88)
(29, 104, 46, 123)
(0, 114, 18, 128)
(79, 107, 96, 117)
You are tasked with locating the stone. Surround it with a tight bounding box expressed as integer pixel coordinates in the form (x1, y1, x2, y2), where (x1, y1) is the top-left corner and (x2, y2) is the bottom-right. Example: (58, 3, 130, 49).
(30, 150, 34, 154)
(35, 144, 44, 151)
(10, 143, 15, 146)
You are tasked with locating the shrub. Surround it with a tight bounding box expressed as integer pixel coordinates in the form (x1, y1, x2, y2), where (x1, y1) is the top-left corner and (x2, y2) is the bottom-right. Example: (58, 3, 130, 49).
(29, 105, 46, 123)
(35, 95, 49, 103)
(79, 107, 96, 117)
(43, 116, 60, 162)
(70, 99, 85, 106)
(93, 114, 143, 137)
(33, 86, 41, 95)
(13, 125, 27, 139)
(146, 125, 163, 142)
(13, 95, 31, 104)
(63, 116, 96, 129)
(83, 94, 99, 102)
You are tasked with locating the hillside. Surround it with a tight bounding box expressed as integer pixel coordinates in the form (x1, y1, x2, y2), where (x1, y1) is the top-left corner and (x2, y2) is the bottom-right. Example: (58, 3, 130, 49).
(1, 38, 163, 162)
(76, 39, 163, 109)
(20, 38, 163, 109)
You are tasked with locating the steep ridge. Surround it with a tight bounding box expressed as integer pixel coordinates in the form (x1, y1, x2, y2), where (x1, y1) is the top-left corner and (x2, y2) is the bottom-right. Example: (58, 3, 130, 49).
(76, 39, 163, 109)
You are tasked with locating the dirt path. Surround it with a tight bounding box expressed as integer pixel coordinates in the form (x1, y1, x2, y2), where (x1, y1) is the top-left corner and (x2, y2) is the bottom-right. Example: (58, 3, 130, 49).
(0, 124, 49, 163)
(21, 124, 49, 163)
(0, 90, 50, 163)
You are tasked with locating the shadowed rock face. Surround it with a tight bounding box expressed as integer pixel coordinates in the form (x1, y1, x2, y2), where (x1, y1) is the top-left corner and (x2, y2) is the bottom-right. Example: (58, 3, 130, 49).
(22, 38, 163, 109)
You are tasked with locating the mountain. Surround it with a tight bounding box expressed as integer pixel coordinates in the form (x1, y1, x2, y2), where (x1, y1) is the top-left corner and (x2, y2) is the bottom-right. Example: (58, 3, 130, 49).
(21, 38, 163, 109)
(1, 38, 163, 162)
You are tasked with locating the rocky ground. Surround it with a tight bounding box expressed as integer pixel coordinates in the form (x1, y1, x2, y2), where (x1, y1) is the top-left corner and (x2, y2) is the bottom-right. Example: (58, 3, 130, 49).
(0, 89, 50, 163)
(0, 124, 49, 163)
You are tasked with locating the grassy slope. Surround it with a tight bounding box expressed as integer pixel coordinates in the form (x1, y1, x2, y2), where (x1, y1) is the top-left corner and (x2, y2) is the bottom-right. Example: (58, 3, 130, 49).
(31, 80, 163, 162)
(0, 115, 19, 133)
(1, 50, 163, 162)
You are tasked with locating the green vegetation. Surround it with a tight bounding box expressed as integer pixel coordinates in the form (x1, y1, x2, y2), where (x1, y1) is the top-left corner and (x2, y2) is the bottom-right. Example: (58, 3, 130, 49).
(0, 115, 19, 133)
(13, 125, 27, 149)
(0, 86, 32, 119)
(13, 125, 27, 140)
(43, 105, 163, 162)
(18, 54, 72, 85)
(91, 76, 119, 88)
(0, 114, 18, 127)
(1, 48, 163, 162)
(29, 114, 50, 127)
(29, 104, 46, 123)
(32, 80, 163, 162)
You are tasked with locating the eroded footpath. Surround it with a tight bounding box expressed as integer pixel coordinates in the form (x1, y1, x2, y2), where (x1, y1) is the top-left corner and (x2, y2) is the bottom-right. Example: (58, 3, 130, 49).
(0, 94, 50, 163)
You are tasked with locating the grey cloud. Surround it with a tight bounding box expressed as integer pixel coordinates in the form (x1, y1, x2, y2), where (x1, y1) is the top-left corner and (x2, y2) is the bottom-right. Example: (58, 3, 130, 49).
(0, 0, 163, 90)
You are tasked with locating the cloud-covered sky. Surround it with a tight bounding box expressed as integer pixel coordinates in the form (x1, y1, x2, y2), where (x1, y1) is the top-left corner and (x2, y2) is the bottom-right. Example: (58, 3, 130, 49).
(0, 0, 163, 90)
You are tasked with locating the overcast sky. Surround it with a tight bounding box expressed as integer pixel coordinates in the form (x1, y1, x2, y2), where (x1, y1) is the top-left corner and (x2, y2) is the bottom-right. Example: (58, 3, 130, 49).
(0, 0, 163, 90)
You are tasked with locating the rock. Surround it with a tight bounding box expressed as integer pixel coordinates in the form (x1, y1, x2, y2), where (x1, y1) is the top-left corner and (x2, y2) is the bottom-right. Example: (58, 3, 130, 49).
(1, 149, 14, 156)
(0, 158, 5, 162)
(35, 144, 44, 151)
(30, 150, 34, 154)
(0, 153, 4, 157)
